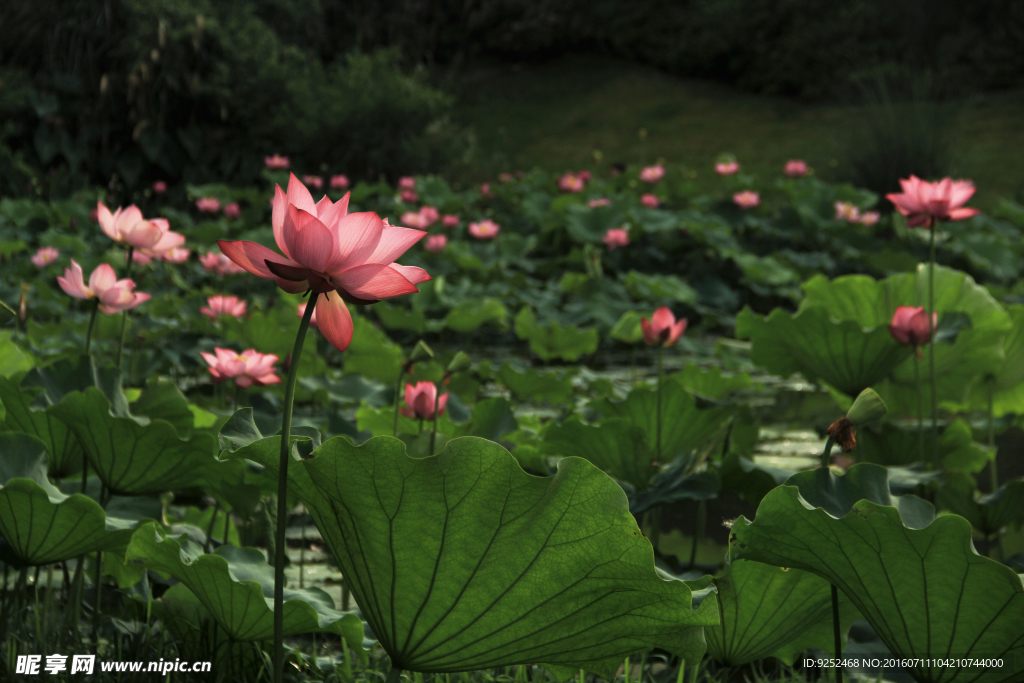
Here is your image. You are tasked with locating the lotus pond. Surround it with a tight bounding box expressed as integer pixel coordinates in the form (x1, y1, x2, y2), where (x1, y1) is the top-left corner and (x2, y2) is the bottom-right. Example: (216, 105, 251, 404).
(1, 163, 1023, 683)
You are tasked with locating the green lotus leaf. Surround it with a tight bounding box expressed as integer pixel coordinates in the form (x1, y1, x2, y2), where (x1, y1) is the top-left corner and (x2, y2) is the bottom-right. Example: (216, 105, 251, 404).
(671, 365, 753, 400)
(855, 419, 992, 473)
(0, 433, 135, 566)
(0, 376, 83, 479)
(629, 465, 719, 516)
(730, 468, 1024, 683)
(49, 387, 217, 496)
(452, 397, 518, 442)
(496, 363, 577, 405)
(376, 301, 427, 334)
(540, 417, 657, 491)
(718, 453, 796, 508)
(0, 331, 32, 378)
(343, 314, 404, 383)
(958, 304, 1024, 416)
(514, 306, 598, 362)
(800, 265, 1013, 409)
(622, 271, 698, 305)
(735, 305, 913, 397)
(706, 560, 861, 666)
(128, 379, 197, 438)
(241, 435, 719, 676)
(937, 472, 1024, 536)
(445, 298, 509, 333)
(588, 380, 733, 462)
(609, 310, 644, 343)
(125, 522, 365, 652)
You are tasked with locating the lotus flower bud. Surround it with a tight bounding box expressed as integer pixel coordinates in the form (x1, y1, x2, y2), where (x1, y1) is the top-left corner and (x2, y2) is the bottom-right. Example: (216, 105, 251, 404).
(846, 388, 888, 426)
(446, 351, 472, 374)
(409, 340, 434, 363)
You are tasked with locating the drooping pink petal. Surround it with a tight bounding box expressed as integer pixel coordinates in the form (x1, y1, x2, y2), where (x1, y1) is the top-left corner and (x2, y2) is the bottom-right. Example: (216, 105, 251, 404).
(389, 264, 431, 285)
(265, 260, 310, 282)
(948, 207, 980, 221)
(275, 277, 310, 294)
(315, 291, 355, 352)
(217, 240, 299, 280)
(334, 264, 420, 299)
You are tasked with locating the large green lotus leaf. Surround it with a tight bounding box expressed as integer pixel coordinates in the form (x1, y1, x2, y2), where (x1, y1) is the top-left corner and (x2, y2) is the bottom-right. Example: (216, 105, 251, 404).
(671, 365, 752, 400)
(629, 464, 720, 516)
(452, 398, 518, 442)
(342, 314, 404, 383)
(128, 379, 197, 438)
(49, 387, 217, 495)
(539, 417, 657, 491)
(735, 305, 913, 397)
(718, 454, 798, 509)
(706, 560, 861, 667)
(496, 363, 576, 406)
(730, 473, 1024, 683)
(514, 306, 598, 362)
(801, 265, 1013, 408)
(0, 433, 135, 566)
(958, 305, 1024, 416)
(376, 301, 427, 334)
(444, 298, 509, 333)
(589, 381, 733, 461)
(125, 522, 365, 651)
(937, 472, 1024, 536)
(0, 376, 83, 479)
(0, 331, 32, 378)
(855, 419, 992, 473)
(242, 435, 719, 676)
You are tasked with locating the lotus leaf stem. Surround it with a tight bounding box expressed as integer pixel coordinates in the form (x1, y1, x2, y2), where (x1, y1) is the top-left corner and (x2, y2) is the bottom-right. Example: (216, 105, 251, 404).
(927, 223, 937, 455)
(85, 298, 99, 354)
(115, 247, 134, 376)
(832, 584, 842, 683)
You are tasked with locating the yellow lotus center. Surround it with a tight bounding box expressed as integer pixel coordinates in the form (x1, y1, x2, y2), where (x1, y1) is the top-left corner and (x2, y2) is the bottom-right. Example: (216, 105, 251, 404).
(237, 355, 248, 362)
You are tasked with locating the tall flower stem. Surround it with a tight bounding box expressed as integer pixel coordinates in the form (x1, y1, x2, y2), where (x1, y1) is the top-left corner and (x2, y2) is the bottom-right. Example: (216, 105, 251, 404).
(430, 383, 441, 455)
(273, 293, 318, 683)
(115, 247, 135, 375)
(988, 378, 997, 491)
(927, 222, 938, 454)
(832, 584, 843, 683)
(393, 368, 405, 437)
(656, 345, 664, 462)
(914, 354, 924, 463)
(85, 299, 99, 355)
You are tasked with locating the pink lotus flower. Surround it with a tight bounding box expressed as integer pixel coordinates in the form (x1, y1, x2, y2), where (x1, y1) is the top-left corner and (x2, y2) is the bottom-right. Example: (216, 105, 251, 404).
(558, 173, 585, 193)
(200, 251, 246, 276)
(733, 191, 760, 209)
(223, 202, 241, 220)
(31, 247, 59, 268)
(217, 173, 430, 352)
(201, 347, 281, 388)
(480, 183, 492, 197)
(640, 165, 665, 183)
(57, 260, 151, 314)
(399, 189, 418, 204)
(499, 173, 514, 183)
(297, 302, 319, 328)
(419, 206, 440, 226)
(834, 201, 861, 222)
(162, 247, 191, 264)
(330, 174, 350, 190)
(97, 202, 181, 252)
(716, 161, 740, 175)
(200, 295, 247, 321)
(859, 211, 880, 226)
(398, 177, 416, 190)
(784, 160, 808, 177)
(441, 214, 460, 228)
(886, 176, 979, 228)
(424, 234, 448, 253)
(302, 175, 323, 190)
(588, 198, 612, 208)
(152, 181, 167, 194)
(131, 251, 153, 266)
(578, 170, 591, 182)
(641, 306, 687, 347)
(603, 228, 630, 251)
(640, 193, 660, 208)
(888, 306, 937, 356)
(401, 211, 429, 229)
(399, 381, 448, 420)
(265, 155, 290, 170)
(468, 219, 500, 240)
(196, 197, 221, 214)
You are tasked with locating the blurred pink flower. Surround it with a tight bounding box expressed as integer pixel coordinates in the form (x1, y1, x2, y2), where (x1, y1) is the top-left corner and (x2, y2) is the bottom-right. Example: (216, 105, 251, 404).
(859, 211, 880, 226)
(558, 173, 585, 193)
(302, 175, 323, 190)
(441, 214, 460, 228)
(399, 190, 418, 203)
(223, 202, 241, 220)
(330, 174, 350, 190)
(588, 198, 612, 208)
(265, 155, 290, 170)
(419, 206, 440, 226)
(152, 181, 167, 194)
(401, 211, 429, 230)
(602, 228, 630, 251)
(468, 219, 500, 240)
(640, 165, 665, 183)
(217, 172, 429, 352)
(31, 246, 59, 268)
(57, 260, 151, 314)
(196, 197, 221, 214)
(886, 176, 979, 228)
(161, 247, 191, 264)
(499, 172, 514, 183)
(577, 170, 591, 182)
(640, 193, 660, 208)
(131, 251, 153, 266)
(715, 161, 740, 175)
(97, 202, 182, 252)
(398, 177, 416, 190)
(784, 160, 808, 177)
(641, 306, 686, 347)
(424, 234, 448, 253)
(834, 201, 861, 222)
(200, 251, 246, 276)
(200, 294, 247, 321)
(889, 306, 937, 357)
(201, 347, 281, 388)
(399, 381, 448, 420)
(296, 302, 319, 329)
(733, 191, 760, 209)
(480, 183, 492, 197)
